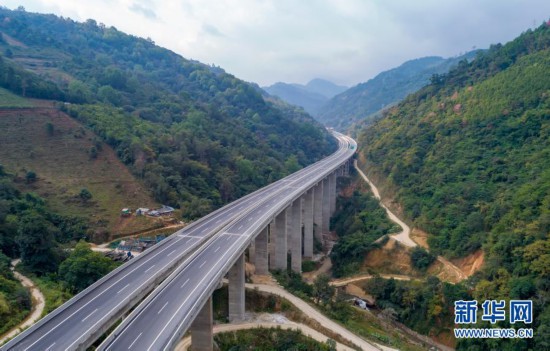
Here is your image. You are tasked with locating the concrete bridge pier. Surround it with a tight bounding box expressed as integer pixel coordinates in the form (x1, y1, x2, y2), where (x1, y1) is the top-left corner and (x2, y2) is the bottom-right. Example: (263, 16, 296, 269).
(322, 177, 330, 234)
(255, 226, 269, 275)
(248, 241, 255, 264)
(228, 253, 245, 322)
(313, 182, 323, 243)
(303, 189, 314, 259)
(329, 172, 337, 216)
(273, 210, 288, 270)
(290, 200, 302, 273)
(190, 297, 213, 351)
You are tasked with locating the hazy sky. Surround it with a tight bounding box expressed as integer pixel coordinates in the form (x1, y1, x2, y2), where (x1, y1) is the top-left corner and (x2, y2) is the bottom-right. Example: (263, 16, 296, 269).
(3, 1, 550, 86)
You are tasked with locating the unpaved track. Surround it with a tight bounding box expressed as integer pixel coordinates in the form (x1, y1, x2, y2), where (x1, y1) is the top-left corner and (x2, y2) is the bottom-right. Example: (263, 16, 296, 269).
(175, 321, 355, 351)
(354, 160, 415, 247)
(331, 274, 416, 287)
(0, 260, 45, 345)
(354, 160, 466, 281)
(246, 283, 397, 351)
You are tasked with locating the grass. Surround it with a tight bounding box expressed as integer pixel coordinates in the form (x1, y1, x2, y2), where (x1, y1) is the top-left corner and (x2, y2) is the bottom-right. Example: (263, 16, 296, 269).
(0, 87, 32, 108)
(342, 308, 427, 351)
(0, 107, 159, 239)
(31, 275, 73, 316)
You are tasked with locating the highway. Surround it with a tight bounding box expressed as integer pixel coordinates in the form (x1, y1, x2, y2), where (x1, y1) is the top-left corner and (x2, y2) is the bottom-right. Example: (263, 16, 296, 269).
(1, 139, 343, 351)
(99, 133, 356, 351)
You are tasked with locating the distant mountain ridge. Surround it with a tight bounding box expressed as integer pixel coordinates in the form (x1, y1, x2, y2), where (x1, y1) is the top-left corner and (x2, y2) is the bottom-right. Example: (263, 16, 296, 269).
(263, 78, 347, 115)
(318, 51, 480, 130)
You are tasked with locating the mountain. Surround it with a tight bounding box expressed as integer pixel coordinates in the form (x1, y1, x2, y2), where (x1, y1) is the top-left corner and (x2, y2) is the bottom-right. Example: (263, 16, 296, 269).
(358, 23, 550, 350)
(263, 78, 347, 115)
(0, 8, 336, 222)
(318, 52, 479, 130)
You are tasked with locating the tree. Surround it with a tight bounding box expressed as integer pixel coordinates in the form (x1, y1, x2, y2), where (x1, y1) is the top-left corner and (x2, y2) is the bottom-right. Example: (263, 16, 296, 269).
(79, 188, 92, 202)
(25, 171, 37, 184)
(45, 122, 54, 136)
(313, 274, 334, 306)
(58, 241, 117, 293)
(410, 246, 436, 271)
(17, 211, 59, 274)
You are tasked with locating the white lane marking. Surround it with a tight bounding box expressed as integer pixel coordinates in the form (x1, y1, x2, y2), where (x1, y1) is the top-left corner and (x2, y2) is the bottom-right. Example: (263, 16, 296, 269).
(22, 233, 197, 350)
(214, 246, 220, 253)
(45, 342, 55, 351)
(247, 217, 252, 222)
(128, 332, 142, 349)
(168, 250, 176, 256)
(215, 219, 221, 224)
(81, 308, 98, 322)
(180, 278, 190, 289)
(95, 144, 352, 349)
(117, 284, 130, 294)
(33, 175, 293, 350)
(158, 302, 169, 315)
(146, 234, 248, 351)
(199, 260, 207, 268)
(144, 265, 156, 273)
(61, 236, 201, 350)
(237, 224, 243, 230)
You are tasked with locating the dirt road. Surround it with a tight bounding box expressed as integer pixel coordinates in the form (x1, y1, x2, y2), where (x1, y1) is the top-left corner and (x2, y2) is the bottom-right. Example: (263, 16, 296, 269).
(354, 161, 416, 247)
(247, 283, 397, 351)
(354, 160, 467, 282)
(0, 260, 45, 345)
(330, 274, 416, 287)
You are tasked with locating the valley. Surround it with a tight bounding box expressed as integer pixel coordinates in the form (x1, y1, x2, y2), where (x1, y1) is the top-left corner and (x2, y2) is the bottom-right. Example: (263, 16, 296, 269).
(0, 4, 548, 351)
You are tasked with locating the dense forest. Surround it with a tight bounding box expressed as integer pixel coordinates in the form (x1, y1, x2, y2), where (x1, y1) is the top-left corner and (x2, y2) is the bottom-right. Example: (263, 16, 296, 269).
(330, 189, 399, 277)
(318, 51, 479, 130)
(0, 7, 335, 219)
(359, 23, 550, 350)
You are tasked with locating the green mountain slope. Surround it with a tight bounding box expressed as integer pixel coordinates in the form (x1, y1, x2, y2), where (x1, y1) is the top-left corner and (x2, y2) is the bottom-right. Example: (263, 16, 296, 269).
(319, 52, 478, 130)
(359, 23, 550, 350)
(0, 8, 336, 219)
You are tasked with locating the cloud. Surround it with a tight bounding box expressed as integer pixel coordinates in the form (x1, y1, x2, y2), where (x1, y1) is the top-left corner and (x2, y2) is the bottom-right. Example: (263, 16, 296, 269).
(3, 0, 550, 86)
(202, 24, 224, 38)
(129, 3, 157, 20)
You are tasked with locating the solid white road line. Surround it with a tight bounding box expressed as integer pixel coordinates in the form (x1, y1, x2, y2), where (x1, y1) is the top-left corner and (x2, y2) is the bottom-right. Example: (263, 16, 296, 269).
(81, 308, 98, 322)
(158, 302, 169, 315)
(180, 279, 190, 289)
(127, 332, 142, 349)
(117, 284, 130, 295)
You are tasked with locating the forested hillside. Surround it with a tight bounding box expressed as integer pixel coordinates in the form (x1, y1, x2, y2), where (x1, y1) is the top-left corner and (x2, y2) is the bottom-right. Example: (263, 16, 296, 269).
(359, 23, 550, 350)
(0, 7, 336, 219)
(318, 52, 478, 130)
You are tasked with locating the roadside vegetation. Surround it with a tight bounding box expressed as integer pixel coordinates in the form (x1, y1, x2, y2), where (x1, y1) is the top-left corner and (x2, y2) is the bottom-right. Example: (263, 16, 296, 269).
(215, 327, 335, 351)
(359, 23, 550, 349)
(0, 253, 31, 336)
(330, 188, 400, 277)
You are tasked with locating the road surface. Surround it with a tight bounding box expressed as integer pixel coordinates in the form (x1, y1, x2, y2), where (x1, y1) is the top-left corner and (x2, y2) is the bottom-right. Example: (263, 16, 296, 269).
(99, 133, 356, 351)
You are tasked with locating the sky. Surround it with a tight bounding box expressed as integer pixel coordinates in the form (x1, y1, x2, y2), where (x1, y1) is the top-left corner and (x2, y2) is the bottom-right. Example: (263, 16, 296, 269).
(3, 0, 550, 87)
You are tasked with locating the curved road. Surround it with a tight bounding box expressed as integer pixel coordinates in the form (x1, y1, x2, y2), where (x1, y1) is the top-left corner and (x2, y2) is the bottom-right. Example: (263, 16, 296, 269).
(99, 133, 356, 351)
(3, 140, 344, 351)
(0, 260, 45, 346)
